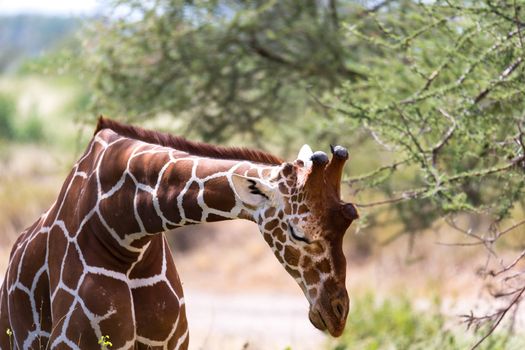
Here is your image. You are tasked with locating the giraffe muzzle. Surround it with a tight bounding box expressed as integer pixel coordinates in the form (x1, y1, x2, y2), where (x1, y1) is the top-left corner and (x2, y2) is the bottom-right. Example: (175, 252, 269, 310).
(308, 292, 349, 337)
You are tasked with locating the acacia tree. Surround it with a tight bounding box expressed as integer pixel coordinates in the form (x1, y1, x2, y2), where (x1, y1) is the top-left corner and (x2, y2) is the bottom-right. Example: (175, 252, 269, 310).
(86, 0, 525, 346)
(86, 0, 368, 144)
(333, 1, 525, 345)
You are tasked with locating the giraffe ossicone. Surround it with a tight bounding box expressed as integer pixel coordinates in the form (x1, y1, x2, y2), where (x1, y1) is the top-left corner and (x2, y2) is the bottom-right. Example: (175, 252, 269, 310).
(0, 117, 358, 349)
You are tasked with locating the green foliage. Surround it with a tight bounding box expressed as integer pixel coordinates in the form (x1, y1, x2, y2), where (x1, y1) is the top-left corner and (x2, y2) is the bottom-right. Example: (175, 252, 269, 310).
(85, 0, 525, 229)
(331, 294, 524, 350)
(84, 0, 366, 143)
(334, 0, 525, 229)
(17, 112, 45, 143)
(0, 93, 16, 140)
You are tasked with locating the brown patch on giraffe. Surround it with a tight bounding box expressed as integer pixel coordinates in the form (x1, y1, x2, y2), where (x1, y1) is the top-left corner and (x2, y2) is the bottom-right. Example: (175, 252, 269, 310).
(262, 168, 272, 177)
(65, 307, 99, 348)
(182, 182, 203, 222)
(48, 226, 69, 290)
(163, 238, 186, 298)
(304, 242, 324, 255)
(303, 268, 320, 284)
(168, 316, 189, 349)
(35, 281, 52, 323)
(278, 211, 284, 219)
(128, 237, 163, 279)
(57, 174, 87, 234)
(77, 215, 136, 273)
(298, 204, 309, 213)
(79, 273, 133, 317)
(265, 207, 276, 218)
(284, 245, 300, 267)
(203, 177, 236, 212)
(133, 282, 181, 341)
(51, 287, 75, 312)
(284, 265, 301, 279)
(131, 152, 171, 186)
(195, 161, 230, 178)
(308, 288, 318, 299)
(76, 174, 99, 221)
(283, 203, 292, 215)
(62, 244, 85, 290)
(136, 188, 164, 233)
(6, 246, 23, 285)
(33, 273, 52, 332)
(278, 182, 289, 195)
(263, 232, 273, 246)
(264, 218, 279, 231)
(207, 213, 230, 221)
(318, 258, 332, 273)
(131, 234, 155, 249)
(76, 138, 105, 173)
(99, 175, 142, 235)
(321, 277, 342, 296)
(273, 228, 286, 243)
(245, 168, 259, 177)
(282, 163, 293, 176)
(17, 233, 47, 288)
(301, 256, 313, 269)
(98, 317, 135, 349)
(98, 139, 134, 193)
(275, 242, 283, 251)
(25, 335, 50, 350)
(7, 288, 33, 339)
(157, 160, 193, 225)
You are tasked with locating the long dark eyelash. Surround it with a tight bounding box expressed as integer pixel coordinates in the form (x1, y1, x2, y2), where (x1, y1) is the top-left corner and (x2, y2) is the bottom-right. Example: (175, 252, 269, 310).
(288, 221, 310, 244)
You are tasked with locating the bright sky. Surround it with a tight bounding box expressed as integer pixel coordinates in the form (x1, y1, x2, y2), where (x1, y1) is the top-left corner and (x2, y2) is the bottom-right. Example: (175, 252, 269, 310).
(0, 0, 100, 15)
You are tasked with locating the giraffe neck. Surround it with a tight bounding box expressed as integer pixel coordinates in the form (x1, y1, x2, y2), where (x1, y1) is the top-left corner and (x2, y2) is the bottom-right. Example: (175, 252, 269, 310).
(91, 131, 277, 250)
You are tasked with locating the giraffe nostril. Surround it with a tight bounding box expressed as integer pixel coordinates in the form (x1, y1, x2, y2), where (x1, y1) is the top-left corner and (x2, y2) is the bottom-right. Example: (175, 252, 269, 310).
(332, 298, 346, 320)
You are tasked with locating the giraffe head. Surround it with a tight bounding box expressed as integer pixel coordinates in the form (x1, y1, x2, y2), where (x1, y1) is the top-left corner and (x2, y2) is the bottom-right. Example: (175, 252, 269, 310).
(232, 145, 358, 337)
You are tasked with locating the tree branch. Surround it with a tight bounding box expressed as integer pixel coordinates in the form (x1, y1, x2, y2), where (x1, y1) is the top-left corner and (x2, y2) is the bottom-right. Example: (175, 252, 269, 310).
(474, 57, 524, 104)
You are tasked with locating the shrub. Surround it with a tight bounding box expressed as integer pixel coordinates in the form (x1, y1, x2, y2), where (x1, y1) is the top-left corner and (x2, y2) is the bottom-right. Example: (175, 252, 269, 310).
(0, 93, 15, 140)
(330, 294, 524, 350)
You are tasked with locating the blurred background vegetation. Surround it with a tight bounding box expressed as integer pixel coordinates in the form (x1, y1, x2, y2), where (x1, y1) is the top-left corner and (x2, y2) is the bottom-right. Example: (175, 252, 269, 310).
(2, 1, 525, 349)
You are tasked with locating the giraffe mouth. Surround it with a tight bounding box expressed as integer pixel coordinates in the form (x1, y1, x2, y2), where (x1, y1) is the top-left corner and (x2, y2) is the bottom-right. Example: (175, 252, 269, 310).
(308, 308, 327, 332)
(308, 306, 345, 337)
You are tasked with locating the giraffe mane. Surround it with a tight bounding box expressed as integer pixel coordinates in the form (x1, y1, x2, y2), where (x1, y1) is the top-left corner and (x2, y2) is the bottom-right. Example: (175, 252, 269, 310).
(94, 116, 284, 165)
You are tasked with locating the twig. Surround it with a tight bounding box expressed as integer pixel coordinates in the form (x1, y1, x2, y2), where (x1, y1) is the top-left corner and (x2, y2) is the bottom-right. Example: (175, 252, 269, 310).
(490, 249, 525, 277)
(354, 188, 427, 208)
(347, 158, 411, 184)
(474, 57, 523, 104)
(515, 0, 524, 51)
(431, 108, 457, 166)
(467, 285, 525, 350)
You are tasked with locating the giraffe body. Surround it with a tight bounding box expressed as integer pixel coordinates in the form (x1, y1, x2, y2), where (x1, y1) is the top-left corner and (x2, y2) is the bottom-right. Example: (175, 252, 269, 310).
(0, 118, 358, 349)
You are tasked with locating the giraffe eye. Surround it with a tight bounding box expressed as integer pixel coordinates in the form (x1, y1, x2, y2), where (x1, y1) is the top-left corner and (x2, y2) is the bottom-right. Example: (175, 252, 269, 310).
(288, 221, 310, 244)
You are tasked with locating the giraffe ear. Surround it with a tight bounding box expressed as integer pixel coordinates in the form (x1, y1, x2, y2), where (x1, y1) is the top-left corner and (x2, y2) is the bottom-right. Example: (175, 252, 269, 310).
(296, 144, 313, 169)
(231, 174, 274, 207)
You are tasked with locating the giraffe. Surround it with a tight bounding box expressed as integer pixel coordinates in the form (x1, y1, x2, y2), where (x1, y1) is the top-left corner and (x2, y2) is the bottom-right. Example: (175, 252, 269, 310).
(0, 117, 359, 349)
